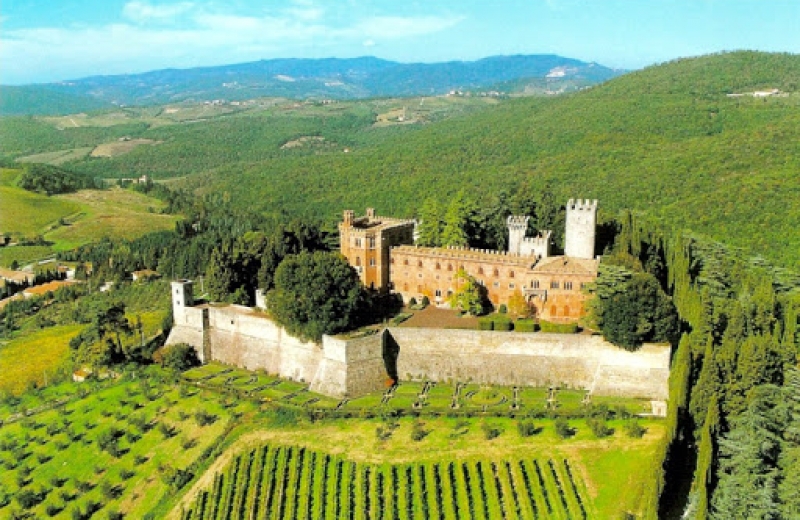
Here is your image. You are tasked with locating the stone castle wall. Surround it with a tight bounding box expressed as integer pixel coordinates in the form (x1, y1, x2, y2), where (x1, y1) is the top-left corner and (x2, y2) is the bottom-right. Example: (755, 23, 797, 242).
(388, 328, 670, 399)
(168, 303, 670, 400)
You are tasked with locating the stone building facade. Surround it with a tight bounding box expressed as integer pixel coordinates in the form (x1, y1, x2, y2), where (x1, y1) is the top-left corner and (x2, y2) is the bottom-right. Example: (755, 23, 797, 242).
(338, 208, 415, 290)
(339, 199, 600, 322)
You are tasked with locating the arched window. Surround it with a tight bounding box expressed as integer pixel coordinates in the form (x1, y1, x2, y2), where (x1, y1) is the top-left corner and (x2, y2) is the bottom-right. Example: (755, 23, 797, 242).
(563, 305, 571, 316)
(355, 257, 361, 266)
(493, 269, 499, 277)
(436, 262, 441, 270)
(509, 271, 515, 278)
(447, 264, 453, 271)
(478, 267, 485, 275)
(418, 260, 423, 268)
(404, 259, 409, 266)
(550, 305, 558, 317)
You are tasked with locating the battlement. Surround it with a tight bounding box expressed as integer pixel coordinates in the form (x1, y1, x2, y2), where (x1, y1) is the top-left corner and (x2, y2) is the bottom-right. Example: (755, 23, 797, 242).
(521, 231, 551, 246)
(567, 199, 599, 211)
(340, 209, 415, 232)
(392, 245, 534, 267)
(506, 215, 530, 229)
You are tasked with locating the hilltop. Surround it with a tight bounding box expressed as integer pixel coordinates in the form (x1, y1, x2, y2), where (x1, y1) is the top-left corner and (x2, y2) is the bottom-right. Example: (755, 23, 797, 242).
(0, 54, 620, 115)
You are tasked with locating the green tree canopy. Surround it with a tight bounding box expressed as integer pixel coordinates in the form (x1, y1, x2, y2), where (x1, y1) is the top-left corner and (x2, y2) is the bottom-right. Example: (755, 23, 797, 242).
(268, 251, 363, 341)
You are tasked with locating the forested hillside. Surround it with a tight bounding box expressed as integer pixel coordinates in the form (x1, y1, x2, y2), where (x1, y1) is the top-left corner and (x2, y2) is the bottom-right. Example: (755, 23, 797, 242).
(179, 51, 800, 266)
(2, 51, 799, 268)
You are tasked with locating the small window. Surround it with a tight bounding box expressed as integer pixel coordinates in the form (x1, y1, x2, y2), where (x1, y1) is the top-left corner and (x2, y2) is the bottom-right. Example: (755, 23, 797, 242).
(418, 261, 423, 268)
(403, 283, 408, 291)
(564, 281, 573, 290)
(493, 269, 499, 277)
(478, 267, 484, 275)
(404, 259, 409, 266)
(447, 290, 453, 296)
(580, 283, 587, 290)
(447, 264, 453, 271)
(369, 258, 376, 266)
(355, 238, 361, 247)
(532, 280, 540, 289)
(550, 281, 559, 289)
(356, 257, 361, 267)
(509, 271, 515, 278)
(391, 258, 395, 264)
(509, 283, 515, 289)
(435, 289, 442, 297)
(493, 281, 500, 288)
(436, 262, 441, 270)
(369, 237, 376, 249)
(418, 273, 423, 278)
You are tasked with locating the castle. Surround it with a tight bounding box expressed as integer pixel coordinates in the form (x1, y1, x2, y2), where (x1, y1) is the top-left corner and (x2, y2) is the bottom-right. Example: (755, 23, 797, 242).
(339, 199, 600, 321)
(165, 198, 670, 406)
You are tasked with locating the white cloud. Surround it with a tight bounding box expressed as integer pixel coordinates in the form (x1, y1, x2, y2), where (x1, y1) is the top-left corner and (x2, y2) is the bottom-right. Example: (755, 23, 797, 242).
(0, 4, 466, 83)
(122, 1, 195, 24)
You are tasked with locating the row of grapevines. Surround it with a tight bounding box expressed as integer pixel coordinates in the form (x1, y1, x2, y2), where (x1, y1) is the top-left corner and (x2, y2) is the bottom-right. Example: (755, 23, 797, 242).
(182, 445, 590, 519)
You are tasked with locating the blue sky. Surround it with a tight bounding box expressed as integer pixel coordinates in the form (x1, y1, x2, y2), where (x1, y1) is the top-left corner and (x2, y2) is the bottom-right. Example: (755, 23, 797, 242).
(1, 0, 798, 85)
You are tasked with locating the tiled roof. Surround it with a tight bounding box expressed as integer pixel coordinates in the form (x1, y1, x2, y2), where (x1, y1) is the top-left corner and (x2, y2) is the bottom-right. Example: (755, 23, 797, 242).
(531, 256, 599, 276)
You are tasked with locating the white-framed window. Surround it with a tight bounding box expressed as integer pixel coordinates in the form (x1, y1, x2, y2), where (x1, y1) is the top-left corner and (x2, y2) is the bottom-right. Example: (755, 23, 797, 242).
(564, 281, 573, 290)
(550, 281, 559, 289)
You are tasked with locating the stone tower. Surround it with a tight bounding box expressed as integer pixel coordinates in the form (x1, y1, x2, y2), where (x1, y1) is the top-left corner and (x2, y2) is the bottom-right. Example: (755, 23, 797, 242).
(565, 199, 598, 259)
(506, 215, 530, 255)
(171, 279, 194, 324)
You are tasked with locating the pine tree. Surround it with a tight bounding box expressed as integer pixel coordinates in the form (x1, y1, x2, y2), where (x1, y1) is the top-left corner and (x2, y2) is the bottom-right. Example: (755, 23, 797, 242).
(416, 198, 442, 247)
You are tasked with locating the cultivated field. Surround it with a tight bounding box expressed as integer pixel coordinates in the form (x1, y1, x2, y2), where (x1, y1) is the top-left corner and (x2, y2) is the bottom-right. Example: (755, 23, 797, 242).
(0, 372, 240, 518)
(0, 325, 83, 395)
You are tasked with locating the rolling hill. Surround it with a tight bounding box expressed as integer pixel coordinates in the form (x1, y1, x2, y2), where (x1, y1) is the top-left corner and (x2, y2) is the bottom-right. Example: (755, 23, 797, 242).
(3, 51, 799, 269)
(1, 54, 621, 113)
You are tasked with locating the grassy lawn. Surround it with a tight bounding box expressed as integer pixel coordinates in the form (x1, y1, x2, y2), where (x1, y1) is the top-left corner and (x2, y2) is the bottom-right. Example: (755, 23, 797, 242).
(0, 324, 83, 396)
(0, 170, 82, 238)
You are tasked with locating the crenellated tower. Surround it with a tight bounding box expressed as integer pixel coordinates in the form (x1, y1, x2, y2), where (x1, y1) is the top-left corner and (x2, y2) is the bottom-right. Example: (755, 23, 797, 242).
(565, 199, 598, 259)
(506, 215, 530, 255)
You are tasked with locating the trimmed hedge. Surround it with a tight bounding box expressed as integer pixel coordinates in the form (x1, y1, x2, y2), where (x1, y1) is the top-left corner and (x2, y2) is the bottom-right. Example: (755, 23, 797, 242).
(514, 319, 537, 332)
(492, 315, 513, 331)
(477, 317, 494, 331)
(539, 320, 578, 334)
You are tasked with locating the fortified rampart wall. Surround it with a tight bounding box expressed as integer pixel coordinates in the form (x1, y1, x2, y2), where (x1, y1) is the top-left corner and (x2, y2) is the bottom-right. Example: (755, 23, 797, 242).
(167, 303, 670, 401)
(388, 328, 670, 400)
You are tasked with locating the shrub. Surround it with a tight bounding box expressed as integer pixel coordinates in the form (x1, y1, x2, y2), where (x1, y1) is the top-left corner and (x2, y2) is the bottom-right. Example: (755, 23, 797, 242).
(554, 418, 575, 439)
(481, 421, 503, 440)
(45, 503, 63, 516)
(539, 320, 579, 333)
(624, 419, 647, 438)
(16, 488, 45, 509)
(420, 296, 430, 307)
(408, 297, 417, 307)
(498, 304, 508, 314)
(517, 420, 539, 437)
(492, 315, 513, 331)
(587, 417, 613, 438)
(514, 319, 537, 332)
(411, 421, 430, 441)
(194, 411, 218, 427)
(477, 317, 494, 331)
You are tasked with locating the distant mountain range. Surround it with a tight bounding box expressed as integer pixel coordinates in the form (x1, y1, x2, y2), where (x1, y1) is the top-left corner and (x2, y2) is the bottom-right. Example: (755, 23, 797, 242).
(0, 55, 623, 115)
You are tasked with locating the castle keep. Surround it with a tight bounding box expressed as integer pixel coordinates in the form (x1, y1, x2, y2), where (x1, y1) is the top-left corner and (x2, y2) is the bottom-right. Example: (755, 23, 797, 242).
(339, 199, 600, 322)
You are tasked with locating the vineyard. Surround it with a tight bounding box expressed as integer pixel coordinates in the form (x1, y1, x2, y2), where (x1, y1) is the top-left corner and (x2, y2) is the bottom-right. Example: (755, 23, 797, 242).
(180, 444, 592, 520)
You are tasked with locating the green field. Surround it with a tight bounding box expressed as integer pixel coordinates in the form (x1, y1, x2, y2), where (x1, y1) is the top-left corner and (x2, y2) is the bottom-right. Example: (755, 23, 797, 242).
(0, 373, 240, 518)
(0, 325, 83, 396)
(0, 168, 179, 264)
